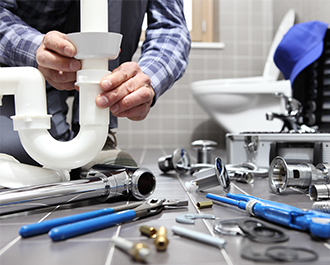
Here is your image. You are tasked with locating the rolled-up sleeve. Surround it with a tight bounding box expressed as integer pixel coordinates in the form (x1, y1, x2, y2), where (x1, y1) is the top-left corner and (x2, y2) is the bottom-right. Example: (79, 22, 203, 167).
(139, 0, 191, 104)
(0, 4, 43, 67)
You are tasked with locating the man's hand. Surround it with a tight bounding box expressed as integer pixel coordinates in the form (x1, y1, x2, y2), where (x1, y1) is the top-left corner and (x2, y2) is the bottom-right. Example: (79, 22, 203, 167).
(36, 31, 81, 91)
(96, 62, 155, 121)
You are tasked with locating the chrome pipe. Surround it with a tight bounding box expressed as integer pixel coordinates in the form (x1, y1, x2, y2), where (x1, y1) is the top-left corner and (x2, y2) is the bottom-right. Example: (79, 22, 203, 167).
(0, 167, 156, 215)
(268, 156, 330, 194)
(309, 184, 330, 201)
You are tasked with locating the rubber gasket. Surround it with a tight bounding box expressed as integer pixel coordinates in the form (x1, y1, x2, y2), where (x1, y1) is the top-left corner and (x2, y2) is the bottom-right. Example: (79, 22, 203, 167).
(237, 218, 289, 243)
(241, 245, 274, 262)
(265, 246, 318, 262)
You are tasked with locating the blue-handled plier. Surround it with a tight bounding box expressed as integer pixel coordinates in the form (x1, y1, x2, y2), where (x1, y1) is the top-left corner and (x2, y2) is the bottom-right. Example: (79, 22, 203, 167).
(20, 198, 188, 241)
(206, 193, 330, 239)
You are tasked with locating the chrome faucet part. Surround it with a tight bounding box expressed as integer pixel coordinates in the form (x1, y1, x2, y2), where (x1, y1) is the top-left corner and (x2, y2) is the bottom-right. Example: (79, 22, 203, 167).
(266, 93, 316, 133)
(228, 171, 254, 184)
(269, 156, 330, 194)
(309, 184, 330, 201)
(191, 140, 217, 164)
(158, 148, 191, 174)
(226, 162, 268, 178)
(176, 213, 216, 224)
(0, 166, 156, 215)
(193, 157, 231, 192)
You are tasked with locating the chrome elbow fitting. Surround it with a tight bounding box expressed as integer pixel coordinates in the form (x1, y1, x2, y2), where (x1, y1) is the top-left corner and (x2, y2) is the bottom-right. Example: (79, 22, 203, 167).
(268, 156, 330, 194)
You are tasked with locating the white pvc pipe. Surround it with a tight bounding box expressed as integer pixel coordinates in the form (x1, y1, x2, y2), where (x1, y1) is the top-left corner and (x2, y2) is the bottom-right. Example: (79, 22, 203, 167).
(0, 0, 114, 170)
(0, 66, 109, 169)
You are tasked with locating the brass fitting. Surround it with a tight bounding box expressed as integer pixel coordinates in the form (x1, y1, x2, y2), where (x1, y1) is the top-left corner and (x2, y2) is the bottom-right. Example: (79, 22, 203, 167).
(139, 225, 157, 239)
(196, 200, 213, 209)
(154, 226, 169, 251)
(128, 242, 151, 262)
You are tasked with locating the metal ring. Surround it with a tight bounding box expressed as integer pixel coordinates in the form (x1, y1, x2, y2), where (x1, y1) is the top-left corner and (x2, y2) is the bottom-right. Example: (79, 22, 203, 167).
(213, 219, 244, 236)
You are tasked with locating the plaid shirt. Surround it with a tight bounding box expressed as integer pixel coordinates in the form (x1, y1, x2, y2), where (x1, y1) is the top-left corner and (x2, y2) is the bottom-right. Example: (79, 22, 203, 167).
(0, 0, 190, 101)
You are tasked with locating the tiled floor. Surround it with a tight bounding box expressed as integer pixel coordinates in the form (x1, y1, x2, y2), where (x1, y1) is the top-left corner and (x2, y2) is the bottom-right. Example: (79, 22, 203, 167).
(1, 148, 330, 265)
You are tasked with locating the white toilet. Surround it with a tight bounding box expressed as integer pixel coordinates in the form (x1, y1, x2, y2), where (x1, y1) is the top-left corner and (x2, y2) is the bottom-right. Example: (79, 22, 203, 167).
(191, 9, 295, 133)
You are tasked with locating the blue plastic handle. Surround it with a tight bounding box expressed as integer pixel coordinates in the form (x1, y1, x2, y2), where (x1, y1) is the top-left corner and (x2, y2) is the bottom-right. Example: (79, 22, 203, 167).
(19, 207, 115, 238)
(49, 209, 136, 241)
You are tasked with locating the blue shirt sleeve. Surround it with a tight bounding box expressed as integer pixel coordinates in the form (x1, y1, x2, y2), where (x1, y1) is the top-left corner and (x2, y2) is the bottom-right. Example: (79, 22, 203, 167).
(138, 0, 191, 104)
(0, 4, 44, 67)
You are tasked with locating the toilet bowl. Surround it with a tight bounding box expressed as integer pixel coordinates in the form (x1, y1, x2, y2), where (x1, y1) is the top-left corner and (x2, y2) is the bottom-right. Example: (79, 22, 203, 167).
(191, 9, 295, 133)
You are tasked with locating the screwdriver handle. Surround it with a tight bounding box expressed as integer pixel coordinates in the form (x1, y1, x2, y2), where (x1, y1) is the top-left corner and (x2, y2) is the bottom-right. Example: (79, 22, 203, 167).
(48, 209, 136, 241)
(19, 208, 115, 238)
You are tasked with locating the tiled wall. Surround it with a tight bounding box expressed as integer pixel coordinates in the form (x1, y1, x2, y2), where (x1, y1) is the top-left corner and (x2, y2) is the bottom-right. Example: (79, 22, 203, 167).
(116, 0, 330, 150)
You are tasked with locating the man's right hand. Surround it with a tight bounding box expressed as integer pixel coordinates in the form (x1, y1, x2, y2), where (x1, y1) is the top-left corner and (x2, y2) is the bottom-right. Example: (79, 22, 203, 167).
(36, 31, 81, 91)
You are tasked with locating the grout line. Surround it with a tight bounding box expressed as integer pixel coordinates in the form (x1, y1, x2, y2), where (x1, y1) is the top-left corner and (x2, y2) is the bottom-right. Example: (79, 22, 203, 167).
(0, 236, 21, 256)
(104, 226, 122, 265)
(175, 174, 234, 265)
(0, 205, 62, 257)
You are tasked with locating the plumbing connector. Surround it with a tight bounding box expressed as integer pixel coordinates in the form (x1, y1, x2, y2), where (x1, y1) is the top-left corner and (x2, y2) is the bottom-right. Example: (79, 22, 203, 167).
(111, 236, 151, 263)
(191, 140, 217, 164)
(312, 201, 330, 214)
(158, 148, 191, 174)
(192, 157, 230, 192)
(154, 226, 169, 251)
(140, 225, 157, 239)
(309, 184, 330, 201)
(268, 156, 330, 194)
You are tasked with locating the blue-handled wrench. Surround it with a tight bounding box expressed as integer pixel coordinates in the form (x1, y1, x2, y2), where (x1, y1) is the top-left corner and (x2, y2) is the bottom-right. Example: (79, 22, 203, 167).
(206, 193, 330, 239)
(20, 198, 188, 241)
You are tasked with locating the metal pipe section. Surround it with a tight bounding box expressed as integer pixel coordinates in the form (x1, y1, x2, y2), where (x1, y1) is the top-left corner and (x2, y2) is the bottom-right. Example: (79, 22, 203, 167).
(193, 157, 230, 192)
(0, 167, 156, 215)
(309, 184, 330, 201)
(268, 156, 330, 194)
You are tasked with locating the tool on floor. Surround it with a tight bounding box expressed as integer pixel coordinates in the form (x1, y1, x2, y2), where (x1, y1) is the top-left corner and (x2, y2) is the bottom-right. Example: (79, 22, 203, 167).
(172, 225, 226, 249)
(20, 198, 188, 241)
(0, 165, 156, 215)
(20, 201, 144, 238)
(175, 214, 216, 224)
(206, 192, 330, 239)
(154, 226, 169, 251)
(111, 236, 151, 263)
(268, 156, 330, 194)
(213, 218, 289, 243)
